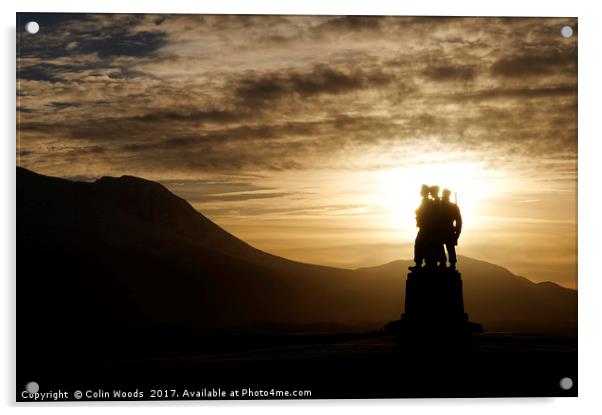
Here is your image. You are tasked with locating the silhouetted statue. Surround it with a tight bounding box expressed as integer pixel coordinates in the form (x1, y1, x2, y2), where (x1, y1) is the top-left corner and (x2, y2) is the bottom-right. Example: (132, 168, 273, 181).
(409, 184, 462, 270)
(440, 189, 462, 270)
(428, 185, 447, 268)
(385, 183, 481, 335)
(409, 185, 432, 270)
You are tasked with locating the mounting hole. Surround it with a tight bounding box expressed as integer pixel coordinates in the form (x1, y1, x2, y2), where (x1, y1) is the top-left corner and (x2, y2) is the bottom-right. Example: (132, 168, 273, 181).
(25, 21, 40, 35)
(25, 381, 39, 393)
(560, 25, 573, 38)
(559, 377, 573, 390)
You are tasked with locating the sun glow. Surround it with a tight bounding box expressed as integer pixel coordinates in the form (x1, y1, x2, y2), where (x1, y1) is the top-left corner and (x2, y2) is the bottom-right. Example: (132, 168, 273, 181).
(377, 161, 490, 233)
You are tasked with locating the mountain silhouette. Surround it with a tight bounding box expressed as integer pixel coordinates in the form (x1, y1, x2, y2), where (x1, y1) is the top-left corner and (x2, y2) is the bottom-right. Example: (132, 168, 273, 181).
(17, 167, 576, 357)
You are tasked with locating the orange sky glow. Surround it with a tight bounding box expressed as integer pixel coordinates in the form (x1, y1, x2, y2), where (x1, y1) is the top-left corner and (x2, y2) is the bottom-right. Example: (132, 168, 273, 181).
(17, 14, 577, 287)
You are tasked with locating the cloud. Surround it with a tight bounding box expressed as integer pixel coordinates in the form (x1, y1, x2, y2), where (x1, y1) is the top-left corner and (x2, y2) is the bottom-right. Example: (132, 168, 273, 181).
(187, 192, 291, 203)
(18, 63, 84, 82)
(490, 50, 577, 78)
(311, 15, 384, 35)
(422, 64, 477, 82)
(18, 13, 166, 59)
(458, 84, 576, 101)
(233, 64, 394, 106)
(16, 14, 577, 181)
(50, 102, 82, 110)
(14, 14, 578, 287)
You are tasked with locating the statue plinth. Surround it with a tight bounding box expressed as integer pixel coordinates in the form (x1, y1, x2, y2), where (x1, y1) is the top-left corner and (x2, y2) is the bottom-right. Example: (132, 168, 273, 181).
(385, 267, 482, 335)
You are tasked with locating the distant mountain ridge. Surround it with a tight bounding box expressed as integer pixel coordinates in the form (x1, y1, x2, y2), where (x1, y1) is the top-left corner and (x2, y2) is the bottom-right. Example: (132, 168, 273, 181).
(17, 167, 577, 344)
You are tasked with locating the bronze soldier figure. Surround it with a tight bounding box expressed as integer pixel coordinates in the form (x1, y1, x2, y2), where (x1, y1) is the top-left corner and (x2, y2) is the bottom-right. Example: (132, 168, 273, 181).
(409, 184, 431, 270)
(429, 185, 447, 268)
(440, 188, 462, 270)
(409, 184, 462, 271)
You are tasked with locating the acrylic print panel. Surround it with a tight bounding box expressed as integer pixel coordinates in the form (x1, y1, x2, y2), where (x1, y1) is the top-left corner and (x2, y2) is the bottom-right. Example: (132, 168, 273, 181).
(16, 13, 577, 401)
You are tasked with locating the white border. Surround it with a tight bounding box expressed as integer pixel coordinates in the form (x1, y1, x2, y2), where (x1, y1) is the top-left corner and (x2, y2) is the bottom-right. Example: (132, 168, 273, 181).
(3, 0, 602, 413)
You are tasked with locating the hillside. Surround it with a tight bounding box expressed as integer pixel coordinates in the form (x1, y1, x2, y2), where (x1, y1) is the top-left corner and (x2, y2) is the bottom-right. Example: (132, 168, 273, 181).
(17, 166, 577, 359)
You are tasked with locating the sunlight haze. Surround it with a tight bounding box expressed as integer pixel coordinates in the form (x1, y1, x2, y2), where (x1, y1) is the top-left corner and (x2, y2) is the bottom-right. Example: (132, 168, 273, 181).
(16, 15, 577, 288)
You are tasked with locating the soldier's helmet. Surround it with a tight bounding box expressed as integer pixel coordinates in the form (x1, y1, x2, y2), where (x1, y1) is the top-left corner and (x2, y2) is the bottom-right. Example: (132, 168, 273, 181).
(429, 185, 440, 198)
(420, 184, 429, 198)
(442, 189, 452, 200)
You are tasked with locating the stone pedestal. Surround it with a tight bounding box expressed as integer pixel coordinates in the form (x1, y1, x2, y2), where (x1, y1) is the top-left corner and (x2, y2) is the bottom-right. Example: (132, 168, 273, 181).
(385, 267, 482, 335)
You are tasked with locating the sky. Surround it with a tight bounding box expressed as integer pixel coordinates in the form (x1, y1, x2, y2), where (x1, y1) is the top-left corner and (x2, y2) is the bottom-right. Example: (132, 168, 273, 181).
(16, 14, 577, 288)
